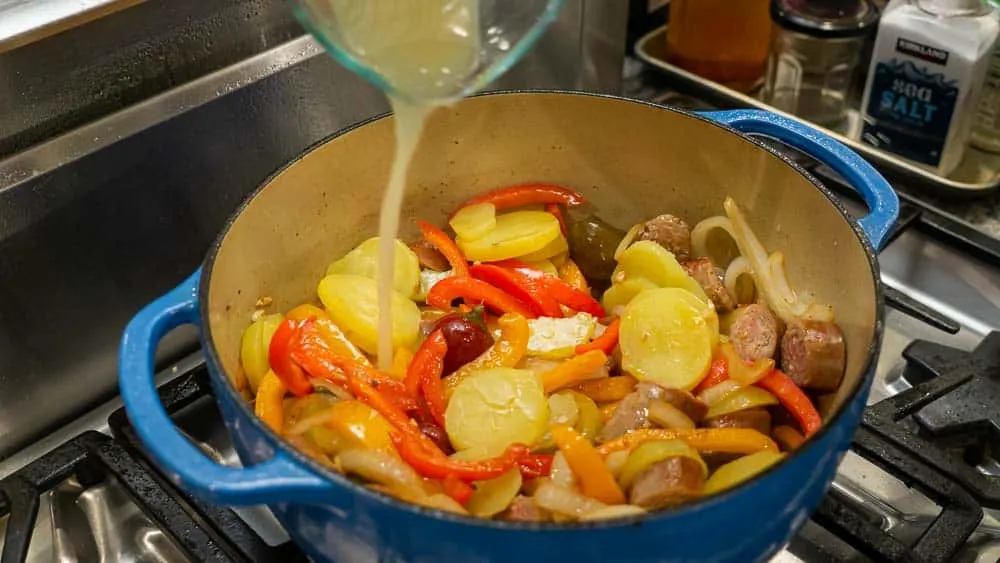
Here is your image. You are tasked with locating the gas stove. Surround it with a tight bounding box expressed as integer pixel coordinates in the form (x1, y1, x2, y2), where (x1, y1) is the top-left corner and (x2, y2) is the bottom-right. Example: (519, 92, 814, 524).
(2, 106, 1000, 563)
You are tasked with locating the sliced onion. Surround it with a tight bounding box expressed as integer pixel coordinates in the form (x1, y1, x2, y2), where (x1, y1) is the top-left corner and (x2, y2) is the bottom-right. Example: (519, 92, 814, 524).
(286, 409, 340, 436)
(604, 450, 630, 478)
(533, 482, 606, 518)
(550, 451, 577, 489)
(579, 504, 647, 521)
(690, 215, 737, 260)
(337, 448, 423, 490)
(723, 256, 755, 305)
(419, 493, 469, 515)
(697, 380, 743, 407)
(310, 378, 354, 401)
(647, 399, 696, 430)
(614, 223, 644, 261)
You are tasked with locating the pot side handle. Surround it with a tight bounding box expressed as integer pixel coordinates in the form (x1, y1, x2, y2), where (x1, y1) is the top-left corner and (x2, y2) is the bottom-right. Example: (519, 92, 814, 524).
(699, 109, 900, 251)
(118, 270, 333, 506)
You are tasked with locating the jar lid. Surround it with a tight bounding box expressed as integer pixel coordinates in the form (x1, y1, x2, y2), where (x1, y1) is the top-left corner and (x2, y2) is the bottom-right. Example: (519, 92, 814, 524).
(771, 0, 880, 39)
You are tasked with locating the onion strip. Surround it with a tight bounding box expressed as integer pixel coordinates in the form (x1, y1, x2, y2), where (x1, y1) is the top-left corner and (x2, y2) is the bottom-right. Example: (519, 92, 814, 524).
(614, 223, 643, 261)
(723, 256, 754, 305)
(690, 215, 737, 260)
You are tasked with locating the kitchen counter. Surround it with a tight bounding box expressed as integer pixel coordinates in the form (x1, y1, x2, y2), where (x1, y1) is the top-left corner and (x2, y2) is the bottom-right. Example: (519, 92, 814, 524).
(621, 59, 1000, 241)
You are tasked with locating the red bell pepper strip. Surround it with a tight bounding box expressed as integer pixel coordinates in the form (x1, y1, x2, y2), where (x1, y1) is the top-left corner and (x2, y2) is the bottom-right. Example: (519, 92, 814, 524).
(518, 453, 554, 479)
(416, 221, 469, 277)
(546, 203, 568, 237)
(757, 369, 823, 437)
(693, 357, 729, 395)
(426, 276, 537, 319)
(268, 319, 313, 397)
(493, 260, 606, 317)
(414, 331, 449, 428)
(468, 264, 562, 318)
(575, 318, 620, 355)
(452, 183, 588, 217)
(391, 433, 532, 481)
(441, 475, 475, 505)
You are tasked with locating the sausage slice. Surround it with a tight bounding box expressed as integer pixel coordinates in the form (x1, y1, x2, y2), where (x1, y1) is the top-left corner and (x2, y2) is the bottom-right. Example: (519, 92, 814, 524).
(628, 456, 704, 510)
(500, 496, 551, 522)
(410, 240, 450, 272)
(704, 408, 772, 436)
(636, 214, 692, 262)
(657, 388, 709, 423)
(729, 304, 779, 361)
(780, 320, 846, 392)
(597, 382, 663, 443)
(683, 258, 735, 313)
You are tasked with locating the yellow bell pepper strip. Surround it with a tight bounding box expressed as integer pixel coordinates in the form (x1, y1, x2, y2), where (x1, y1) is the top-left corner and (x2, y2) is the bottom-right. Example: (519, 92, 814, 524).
(324, 399, 397, 455)
(719, 342, 774, 386)
(550, 425, 626, 505)
(575, 318, 620, 355)
(773, 425, 805, 451)
(391, 432, 533, 481)
(254, 370, 286, 432)
(595, 428, 780, 457)
(442, 313, 530, 397)
(268, 319, 314, 397)
(414, 330, 449, 427)
(452, 183, 588, 217)
(417, 220, 469, 278)
(469, 264, 563, 318)
(284, 305, 370, 366)
(572, 375, 638, 403)
(599, 402, 620, 422)
(756, 369, 823, 437)
(541, 350, 608, 393)
(557, 257, 589, 292)
(546, 203, 568, 237)
(389, 348, 413, 380)
(426, 276, 537, 319)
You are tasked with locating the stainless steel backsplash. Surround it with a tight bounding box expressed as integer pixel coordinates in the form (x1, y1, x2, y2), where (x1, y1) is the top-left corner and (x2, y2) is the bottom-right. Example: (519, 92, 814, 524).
(0, 1, 626, 460)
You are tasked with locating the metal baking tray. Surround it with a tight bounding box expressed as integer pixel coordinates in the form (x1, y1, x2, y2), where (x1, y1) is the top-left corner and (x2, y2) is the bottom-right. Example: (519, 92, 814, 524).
(634, 26, 1000, 196)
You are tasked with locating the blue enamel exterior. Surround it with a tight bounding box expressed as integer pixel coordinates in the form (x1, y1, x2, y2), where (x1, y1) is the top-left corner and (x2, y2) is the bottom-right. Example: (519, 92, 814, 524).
(119, 106, 898, 563)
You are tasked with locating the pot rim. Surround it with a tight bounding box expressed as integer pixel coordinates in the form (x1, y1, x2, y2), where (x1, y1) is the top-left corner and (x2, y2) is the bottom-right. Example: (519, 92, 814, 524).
(198, 89, 885, 530)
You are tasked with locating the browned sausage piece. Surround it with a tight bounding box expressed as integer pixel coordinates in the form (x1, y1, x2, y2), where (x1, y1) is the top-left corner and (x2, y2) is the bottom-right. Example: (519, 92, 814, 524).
(729, 304, 779, 361)
(657, 388, 709, 423)
(500, 496, 551, 522)
(597, 382, 663, 443)
(410, 240, 450, 272)
(637, 214, 692, 262)
(628, 457, 704, 510)
(683, 258, 735, 313)
(780, 320, 846, 392)
(704, 408, 772, 436)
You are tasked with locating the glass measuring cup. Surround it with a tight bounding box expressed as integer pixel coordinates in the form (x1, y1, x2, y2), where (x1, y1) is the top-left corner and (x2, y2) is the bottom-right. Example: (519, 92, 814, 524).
(292, 0, 567, 103)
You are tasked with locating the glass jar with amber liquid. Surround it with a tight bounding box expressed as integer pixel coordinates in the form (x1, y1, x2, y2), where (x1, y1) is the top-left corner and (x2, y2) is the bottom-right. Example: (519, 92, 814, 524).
(666, 0, 773, 92)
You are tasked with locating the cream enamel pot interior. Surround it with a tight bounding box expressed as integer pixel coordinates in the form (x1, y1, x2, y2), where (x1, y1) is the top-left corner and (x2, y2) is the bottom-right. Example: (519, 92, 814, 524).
(120, 91, 898, 563)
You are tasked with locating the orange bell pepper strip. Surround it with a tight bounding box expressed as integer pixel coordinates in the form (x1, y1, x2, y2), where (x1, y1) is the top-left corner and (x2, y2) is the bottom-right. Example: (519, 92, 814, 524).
(411, 330, 449, 427)
(468, 264, 562, 318)
(391, 433, 532, 481)
(268, 319, 313, 397)
(693, 356, 729, 396)
(599, 402, 620, 422)
(575, 318, 620, 355)
(442, 313, 529, 397)
(557, 257, 589, 292)
(451, 183, 588, 217)
(596, 428, 780, 457)
(550, 425, 626, 505)
(284, 305, 371, 366)
(572, 374, 637, 403)
(719, 342, 774, 385)
(546, 203, 568, 237)
(284, 304, 327, 322)
(389, 348, 413, 380)
(426, 277, 537, 319)
(441, 475, 475, 505)
(773, 425, 806, 451)
(254, 370, 286, 432)
(417, 220, 469, 278)
(757, 369, 823, 437)
(541, 350, 608, 393)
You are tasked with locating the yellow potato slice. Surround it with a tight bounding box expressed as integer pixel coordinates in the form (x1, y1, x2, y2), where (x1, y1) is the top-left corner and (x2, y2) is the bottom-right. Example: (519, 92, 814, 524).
(317, 274, 420, 355)
(520, 233, 569, 262)
(614, 241, 709, 304)
(467, 469, 523, 517)
(240, 313, 283, 392)
(703, 451, 785, 496)
(450, 202, 497, 241)
(445, 367, 549, 456)
(456, 210, 560, 262)
(601, 276, 660, 314)
(620, 287, 717, 391)
(326, 237, 421, 299)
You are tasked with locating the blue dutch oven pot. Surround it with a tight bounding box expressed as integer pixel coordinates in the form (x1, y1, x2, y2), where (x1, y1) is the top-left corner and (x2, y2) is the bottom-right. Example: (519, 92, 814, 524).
(120, 92, 898, 563)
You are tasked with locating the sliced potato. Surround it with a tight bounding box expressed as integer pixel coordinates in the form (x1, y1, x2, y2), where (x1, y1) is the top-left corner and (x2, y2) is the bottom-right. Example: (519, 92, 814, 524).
(524, 259, 559, 277)
(467, 468, 523, 517)
(240, 313, 283, 392)
(450, 202, 497, 241)
(702, 451, 785, 495)
(520, 233, 569, 262)
(456, 210, 560, 262)
(614, 241, 709, 304)
(601, 276, 659, 314)
(326, 237, 421, 299)
(620, 287, 716, 391)
(317, 274, 421, 356)
(526, 313, 597, 359)
(705, 387, 779, 419)
(445, 367, 549, 456)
